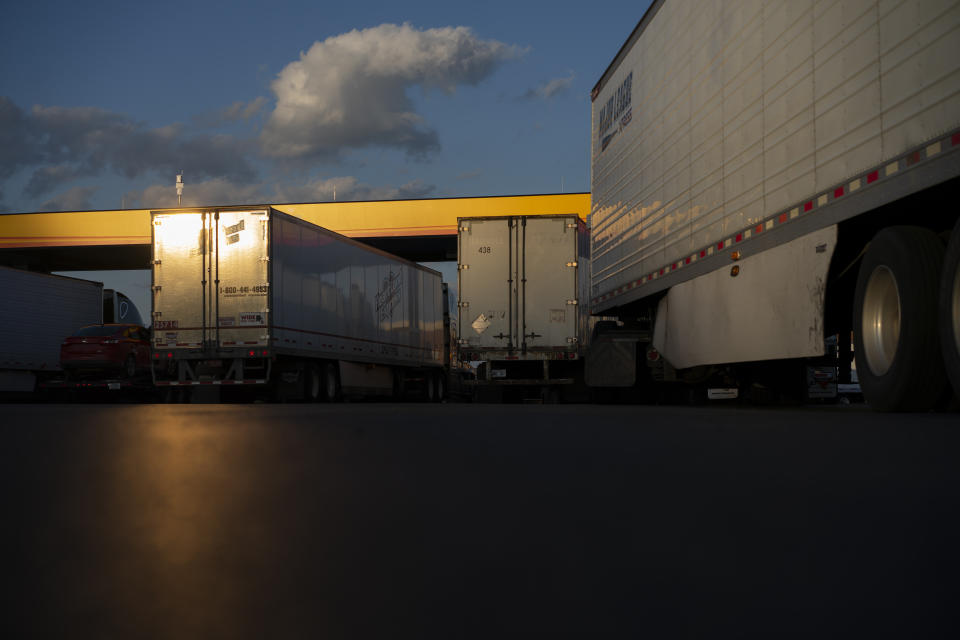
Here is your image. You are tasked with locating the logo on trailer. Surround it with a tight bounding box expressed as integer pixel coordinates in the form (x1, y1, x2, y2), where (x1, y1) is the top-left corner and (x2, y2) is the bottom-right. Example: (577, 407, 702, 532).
(239, 312, 264, 326)
(376, 270, 403, 322)
(597, 71, 633, 153)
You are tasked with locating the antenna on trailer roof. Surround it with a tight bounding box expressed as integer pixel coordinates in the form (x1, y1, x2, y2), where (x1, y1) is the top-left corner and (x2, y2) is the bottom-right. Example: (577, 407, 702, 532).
(176, 172, 184, 206)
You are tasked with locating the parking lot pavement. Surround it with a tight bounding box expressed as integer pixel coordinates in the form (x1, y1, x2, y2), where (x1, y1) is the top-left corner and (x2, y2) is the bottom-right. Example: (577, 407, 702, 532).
(6, 403, 959, 638)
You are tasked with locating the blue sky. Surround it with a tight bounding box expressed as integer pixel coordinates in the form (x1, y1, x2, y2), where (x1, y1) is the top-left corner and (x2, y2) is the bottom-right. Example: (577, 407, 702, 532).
(2, 0, 650, 319)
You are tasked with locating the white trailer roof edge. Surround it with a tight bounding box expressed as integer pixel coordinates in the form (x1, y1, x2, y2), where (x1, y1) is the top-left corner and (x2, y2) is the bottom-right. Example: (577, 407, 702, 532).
(150, 205, 442, 279)
(591, 0, 666, 101)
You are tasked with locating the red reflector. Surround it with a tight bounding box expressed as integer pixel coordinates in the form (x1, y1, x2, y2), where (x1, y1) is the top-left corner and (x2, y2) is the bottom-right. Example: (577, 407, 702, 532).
(261, 350, 269, 356)
(779, 213, 788, 223)
(834, 187, 844, 198)
(248, 350, 255, 356)
(166, 352, 173, 358)
(953, 133, 960, 146)
(718, 241, 724, 250)
(700, 250, 706, 258)
(867, 170, 879, 183)
(735, 233, 742, 242)
(804, 201, 813, 212)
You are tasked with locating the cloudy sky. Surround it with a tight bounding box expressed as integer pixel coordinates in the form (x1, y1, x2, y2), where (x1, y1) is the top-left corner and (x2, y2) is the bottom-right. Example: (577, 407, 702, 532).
(1, 0, 651, 214)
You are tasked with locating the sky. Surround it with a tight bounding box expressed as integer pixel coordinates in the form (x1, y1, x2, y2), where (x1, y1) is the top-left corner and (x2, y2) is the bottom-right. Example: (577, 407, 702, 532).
(1, 0, 651, 320)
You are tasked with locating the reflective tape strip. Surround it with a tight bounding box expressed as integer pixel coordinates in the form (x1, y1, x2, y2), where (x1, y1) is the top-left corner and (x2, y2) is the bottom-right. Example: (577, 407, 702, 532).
(592, 128, 960, 307)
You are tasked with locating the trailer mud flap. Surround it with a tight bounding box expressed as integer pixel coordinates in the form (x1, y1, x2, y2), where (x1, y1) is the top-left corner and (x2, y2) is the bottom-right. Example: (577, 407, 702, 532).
(584, 338, 636, 387)
(652, 226, 837, 369)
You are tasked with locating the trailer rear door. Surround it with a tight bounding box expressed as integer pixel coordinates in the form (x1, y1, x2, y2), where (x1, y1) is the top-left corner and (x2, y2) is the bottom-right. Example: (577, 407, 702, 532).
(215, 209, 270, 347)
(152, 212, 207, 348)
(458, 217, 515, 350)
(518, 216, 578, 349)
(152, 209, 270, 349)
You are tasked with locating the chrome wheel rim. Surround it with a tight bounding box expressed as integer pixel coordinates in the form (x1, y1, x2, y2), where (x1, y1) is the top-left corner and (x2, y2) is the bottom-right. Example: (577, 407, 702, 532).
(861, 265, 901, 376)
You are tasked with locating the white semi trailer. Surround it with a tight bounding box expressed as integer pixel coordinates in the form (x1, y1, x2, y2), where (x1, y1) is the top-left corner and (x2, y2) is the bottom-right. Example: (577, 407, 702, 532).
(150, 206, 446, 401)
(0, 267, 104, 393)
(456, 214, 591, 400)
(0, 267, 143, 393)
(589, 0, 960, 410)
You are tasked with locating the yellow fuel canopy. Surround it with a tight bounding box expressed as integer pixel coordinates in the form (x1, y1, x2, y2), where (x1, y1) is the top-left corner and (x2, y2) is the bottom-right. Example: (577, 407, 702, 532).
(0, 193, 589, 269)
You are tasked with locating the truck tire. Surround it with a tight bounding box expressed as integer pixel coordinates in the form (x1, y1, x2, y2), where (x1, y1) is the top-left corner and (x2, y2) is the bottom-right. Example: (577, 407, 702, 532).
(305, 364, 322, 402)
(322, 362, 340, 402)
(853, 226, 946, 411)
(940, 218, 960, 400)
(434, 372, 445, 403)
(424, 373, 436, 402)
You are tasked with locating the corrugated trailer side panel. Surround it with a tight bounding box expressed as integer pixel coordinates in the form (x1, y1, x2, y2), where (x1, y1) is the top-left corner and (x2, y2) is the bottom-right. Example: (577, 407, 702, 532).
(270, 212, 443, 368)
(590, 0, 960, 312)
(0, 266, 103, 372)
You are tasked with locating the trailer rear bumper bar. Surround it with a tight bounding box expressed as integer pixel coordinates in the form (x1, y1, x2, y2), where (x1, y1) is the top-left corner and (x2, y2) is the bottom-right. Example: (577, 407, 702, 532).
(154, 379, 267, 386)
(467, 378, 575, 386)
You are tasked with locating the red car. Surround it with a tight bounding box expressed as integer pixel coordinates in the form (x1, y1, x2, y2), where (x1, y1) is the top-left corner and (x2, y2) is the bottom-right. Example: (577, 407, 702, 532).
(61, 324, 151, 379)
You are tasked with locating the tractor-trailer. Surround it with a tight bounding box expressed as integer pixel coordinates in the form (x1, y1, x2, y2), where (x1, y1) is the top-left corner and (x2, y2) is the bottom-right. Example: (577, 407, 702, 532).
(590, 0, 960, 410)
(150, 206, 445, 401)
(0, 267, 103, 392)
(456, 214, 590, 399)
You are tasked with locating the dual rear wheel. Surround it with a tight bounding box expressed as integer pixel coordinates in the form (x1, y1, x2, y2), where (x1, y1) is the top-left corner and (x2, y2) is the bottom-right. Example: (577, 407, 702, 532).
(853, 224, 959, 411)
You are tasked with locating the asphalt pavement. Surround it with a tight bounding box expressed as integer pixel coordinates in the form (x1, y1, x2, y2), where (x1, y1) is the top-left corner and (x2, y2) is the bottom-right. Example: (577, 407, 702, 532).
(6, 403, 959, 638)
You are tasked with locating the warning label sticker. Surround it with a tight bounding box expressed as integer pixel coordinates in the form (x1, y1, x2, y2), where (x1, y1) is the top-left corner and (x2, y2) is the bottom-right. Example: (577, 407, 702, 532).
(239, 312, 265, 326)
(472, 313, 491, 335)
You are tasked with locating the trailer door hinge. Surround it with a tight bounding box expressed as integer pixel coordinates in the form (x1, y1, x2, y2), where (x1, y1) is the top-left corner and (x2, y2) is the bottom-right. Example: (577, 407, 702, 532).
(566, 299, 578, 305)
(566, 261, 578, 267)
(566, 222, 577, 229)
(458, 264, 469, 270)
(567, 337, 579, 344)
(459, 301, 469, 308)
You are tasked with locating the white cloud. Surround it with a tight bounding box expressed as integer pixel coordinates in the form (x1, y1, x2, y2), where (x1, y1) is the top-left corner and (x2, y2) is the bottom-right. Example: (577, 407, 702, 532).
(273, 176, 435, 202)
(260, 23, 519, 161)
(0, 96, 257, 200)
(126, 178, 266, 209)
(38, 185, 100, 211)
(126, 175, 436, 209)
(223, 96, 269, 122)
(521, 72, 575, 100)
(195, 97, 269, 127)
